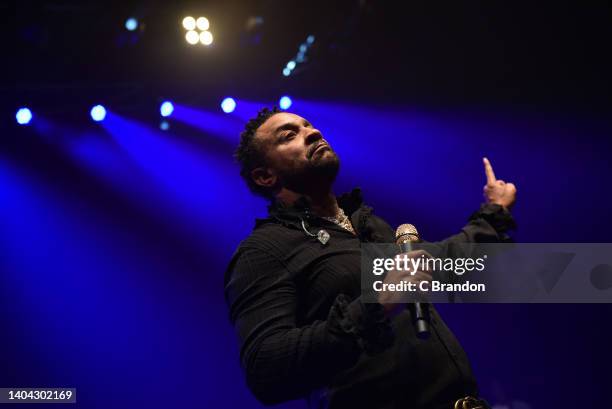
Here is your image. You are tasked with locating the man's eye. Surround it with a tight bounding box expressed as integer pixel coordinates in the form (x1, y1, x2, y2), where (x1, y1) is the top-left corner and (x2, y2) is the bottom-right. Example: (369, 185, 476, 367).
(284, 132, 296, 140)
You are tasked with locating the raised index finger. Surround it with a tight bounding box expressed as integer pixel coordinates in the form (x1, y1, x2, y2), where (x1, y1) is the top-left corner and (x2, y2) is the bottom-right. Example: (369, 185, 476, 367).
(483, 157, 497, 185)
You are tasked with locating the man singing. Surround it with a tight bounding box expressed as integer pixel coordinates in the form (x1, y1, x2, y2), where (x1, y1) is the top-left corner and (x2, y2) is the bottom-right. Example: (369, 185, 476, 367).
(224, 107, 517, 409)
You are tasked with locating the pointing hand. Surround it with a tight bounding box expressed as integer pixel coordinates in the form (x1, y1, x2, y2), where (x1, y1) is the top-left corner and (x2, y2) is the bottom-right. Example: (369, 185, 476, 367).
(482, 157, 517, 209)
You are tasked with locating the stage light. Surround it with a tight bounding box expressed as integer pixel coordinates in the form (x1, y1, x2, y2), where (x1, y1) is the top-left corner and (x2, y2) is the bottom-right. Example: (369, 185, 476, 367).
(221, 97, 236, 113)
(279, 96, 292, 110)
(186, 30, 199, 45)
(196, 17, 210, 31)
(182, 16, 196, 31)
(182, 16, 213, 47)
(90, 105, 107, 122)
(16, 107, 32, 125)
(160, 101, 174, 117)
(199, 31, 213, 46)
(278, 95, 293, 110)
(281, 35, 316, 78)
(160, 120, 170, 131)
(125, 17, 138, 31)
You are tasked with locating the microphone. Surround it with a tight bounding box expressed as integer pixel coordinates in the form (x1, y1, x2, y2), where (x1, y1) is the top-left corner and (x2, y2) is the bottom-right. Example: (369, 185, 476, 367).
(395, 224, 430, 340)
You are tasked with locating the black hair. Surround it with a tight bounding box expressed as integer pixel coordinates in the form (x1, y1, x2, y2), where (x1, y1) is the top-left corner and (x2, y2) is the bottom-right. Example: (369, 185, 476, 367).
(234, 107, 281, 199)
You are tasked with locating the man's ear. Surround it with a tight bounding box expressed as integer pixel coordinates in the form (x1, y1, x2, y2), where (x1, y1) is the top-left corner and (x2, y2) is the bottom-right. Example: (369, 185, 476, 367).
(251, 167, 278, 189)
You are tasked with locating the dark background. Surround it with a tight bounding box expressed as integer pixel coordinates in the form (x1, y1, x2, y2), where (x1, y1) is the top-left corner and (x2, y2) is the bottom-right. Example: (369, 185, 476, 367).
(2, 1, 612, 408)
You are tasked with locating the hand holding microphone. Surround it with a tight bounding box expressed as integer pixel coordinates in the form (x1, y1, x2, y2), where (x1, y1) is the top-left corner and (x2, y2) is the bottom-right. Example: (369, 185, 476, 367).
(395, 223, 431, 339)
(376, 248, 433, 320)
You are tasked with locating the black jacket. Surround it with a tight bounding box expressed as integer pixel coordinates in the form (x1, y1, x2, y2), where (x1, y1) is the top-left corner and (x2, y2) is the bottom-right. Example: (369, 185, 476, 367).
(224, 188, 515, 409)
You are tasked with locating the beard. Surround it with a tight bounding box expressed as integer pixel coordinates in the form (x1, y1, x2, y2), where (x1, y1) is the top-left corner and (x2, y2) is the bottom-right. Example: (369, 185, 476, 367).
(278, 150, 341, 194)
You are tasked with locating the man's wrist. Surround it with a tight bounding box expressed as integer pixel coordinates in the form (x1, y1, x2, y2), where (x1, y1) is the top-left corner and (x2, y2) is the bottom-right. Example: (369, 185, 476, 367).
(488, 201, 511, 210)
(469, 203, 517, 233)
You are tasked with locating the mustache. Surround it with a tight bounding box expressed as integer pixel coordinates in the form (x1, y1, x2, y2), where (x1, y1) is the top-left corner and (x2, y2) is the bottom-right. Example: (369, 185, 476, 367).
(309, 142, 330, 158)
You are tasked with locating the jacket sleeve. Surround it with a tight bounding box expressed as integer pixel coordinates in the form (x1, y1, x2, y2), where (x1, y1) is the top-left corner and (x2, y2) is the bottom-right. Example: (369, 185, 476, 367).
(224, 246, 394, 405)
(430, 203, 516, 250)
(440, 203, 516, 245)
(424, 203, 516, 284)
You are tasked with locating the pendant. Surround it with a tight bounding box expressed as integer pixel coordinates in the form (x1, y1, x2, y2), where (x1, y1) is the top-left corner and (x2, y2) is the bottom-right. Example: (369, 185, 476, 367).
(317, 229, 330, 245)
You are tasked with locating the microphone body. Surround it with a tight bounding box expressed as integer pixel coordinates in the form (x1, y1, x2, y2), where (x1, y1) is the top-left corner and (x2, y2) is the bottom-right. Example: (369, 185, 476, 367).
(396, 224, 431, 340)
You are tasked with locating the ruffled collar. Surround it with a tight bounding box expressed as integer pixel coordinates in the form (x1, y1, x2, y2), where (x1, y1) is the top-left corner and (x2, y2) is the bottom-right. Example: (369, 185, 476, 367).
(255, 187, 364, 230)
(268, 187, 363, 216)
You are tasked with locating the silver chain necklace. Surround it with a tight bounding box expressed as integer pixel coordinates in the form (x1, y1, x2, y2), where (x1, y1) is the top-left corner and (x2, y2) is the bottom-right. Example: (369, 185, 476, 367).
(321, 207, 356, 235)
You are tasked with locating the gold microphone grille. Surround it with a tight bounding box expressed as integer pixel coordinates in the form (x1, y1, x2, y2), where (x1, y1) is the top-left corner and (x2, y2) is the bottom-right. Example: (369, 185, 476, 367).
(395, 223, 419, 244)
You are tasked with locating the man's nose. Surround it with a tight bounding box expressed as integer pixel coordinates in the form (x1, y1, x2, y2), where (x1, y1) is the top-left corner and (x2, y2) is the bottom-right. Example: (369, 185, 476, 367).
(305, 128, 322, 144)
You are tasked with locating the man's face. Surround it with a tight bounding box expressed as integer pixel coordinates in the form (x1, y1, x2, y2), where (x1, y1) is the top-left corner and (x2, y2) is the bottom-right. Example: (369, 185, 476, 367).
(253, 112, 340, 194)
